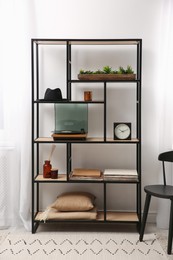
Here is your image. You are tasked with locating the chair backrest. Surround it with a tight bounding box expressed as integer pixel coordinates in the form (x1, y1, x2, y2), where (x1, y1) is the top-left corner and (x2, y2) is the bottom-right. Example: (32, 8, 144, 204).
(158, 151, 173, 186)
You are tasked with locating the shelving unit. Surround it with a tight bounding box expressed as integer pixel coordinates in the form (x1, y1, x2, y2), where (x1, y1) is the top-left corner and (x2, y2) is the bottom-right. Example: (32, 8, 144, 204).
(31, 38, 142, 233)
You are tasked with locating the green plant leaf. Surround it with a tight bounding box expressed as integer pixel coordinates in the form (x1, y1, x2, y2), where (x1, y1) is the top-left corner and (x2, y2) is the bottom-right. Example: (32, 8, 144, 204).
(126, 65, 134, 74)
(103, 66, 112, 74)
(79, 65, 134, 75)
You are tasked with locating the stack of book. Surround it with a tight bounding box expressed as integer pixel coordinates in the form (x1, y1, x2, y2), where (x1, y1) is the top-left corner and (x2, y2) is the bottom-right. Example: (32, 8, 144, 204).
(103, 169, 138, 181)
(70, 168, 102, 180)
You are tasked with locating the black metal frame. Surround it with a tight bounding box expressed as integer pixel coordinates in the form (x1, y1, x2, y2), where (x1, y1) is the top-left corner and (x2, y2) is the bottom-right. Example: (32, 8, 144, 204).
(31, 39, 142, 233)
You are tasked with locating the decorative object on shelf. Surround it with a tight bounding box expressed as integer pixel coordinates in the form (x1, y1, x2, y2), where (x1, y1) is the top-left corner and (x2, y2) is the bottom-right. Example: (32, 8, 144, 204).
(43, 88, 67, 101)
(36, 206, 97, 221)
(84, 91, 92, 101)
(36, 191, 97, 221)
(43, 145, 56, 178)
(36, 191, 97, 222)
(104, 169, 137, 181)
(79, 73, 136, 81)
(72, 168, 101, 177)
(113, 122, 131, 140)
(70, 168, 102, 180)
(52, 133, 87, 140)
(78, 65, 136, 81)
(48, 144, 56, 160)
(44, 88, 62, 100)
(51, 191, 96, 212)
(43, 160, 52, 178)
(51, 168, 58, 179)
(52, 103, 88, 140)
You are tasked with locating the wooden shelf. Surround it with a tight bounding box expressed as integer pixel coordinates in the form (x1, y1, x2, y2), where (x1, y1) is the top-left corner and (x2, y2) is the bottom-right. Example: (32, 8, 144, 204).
(35, 174, 67, 182)
(34, 137, 103, 143)
(70, 79, 139, 83)
(97, 211, 139, 222)
(106, 138, 139, 143)
(33, 39, 141, 46)
(35, 174, 138, 183)
(34, 137, 139, 143)
(35, 211, 138, 223)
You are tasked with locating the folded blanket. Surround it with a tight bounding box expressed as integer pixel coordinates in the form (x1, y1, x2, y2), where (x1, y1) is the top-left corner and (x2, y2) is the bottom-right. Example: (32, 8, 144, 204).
(36, 207, 97, 222)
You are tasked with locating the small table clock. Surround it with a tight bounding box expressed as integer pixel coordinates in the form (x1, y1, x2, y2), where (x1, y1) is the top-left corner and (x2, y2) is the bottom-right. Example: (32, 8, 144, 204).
(114, 122, 131, 140)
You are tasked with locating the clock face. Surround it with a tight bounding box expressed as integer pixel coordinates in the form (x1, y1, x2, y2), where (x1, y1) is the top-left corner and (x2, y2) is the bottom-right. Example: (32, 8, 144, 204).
(114, 123, 131, 140)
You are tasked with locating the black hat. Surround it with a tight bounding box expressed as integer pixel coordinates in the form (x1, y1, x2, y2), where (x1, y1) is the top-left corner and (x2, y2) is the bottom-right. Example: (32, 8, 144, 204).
(44, 88, 63, 101)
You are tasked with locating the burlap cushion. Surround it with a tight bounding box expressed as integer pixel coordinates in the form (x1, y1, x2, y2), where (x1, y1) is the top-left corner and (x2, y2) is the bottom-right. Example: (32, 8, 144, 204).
(51, 191, 95, 212)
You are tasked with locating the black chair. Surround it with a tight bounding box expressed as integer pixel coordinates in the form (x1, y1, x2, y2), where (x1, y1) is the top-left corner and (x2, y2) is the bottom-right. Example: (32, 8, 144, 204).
(139, 150, 173, 254)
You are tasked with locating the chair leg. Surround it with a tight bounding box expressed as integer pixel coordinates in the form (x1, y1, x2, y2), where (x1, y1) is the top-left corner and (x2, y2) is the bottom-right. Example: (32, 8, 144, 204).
(167, 199, 173, 254)
(139, 193, 151, 241)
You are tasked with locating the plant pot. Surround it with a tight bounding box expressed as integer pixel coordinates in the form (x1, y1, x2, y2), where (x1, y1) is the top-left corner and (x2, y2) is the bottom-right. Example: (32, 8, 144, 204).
(78, 74, 136, 81)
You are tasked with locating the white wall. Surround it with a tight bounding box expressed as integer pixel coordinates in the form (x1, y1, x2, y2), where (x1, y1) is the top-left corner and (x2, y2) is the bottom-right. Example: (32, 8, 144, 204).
(33, 0, 163, 218)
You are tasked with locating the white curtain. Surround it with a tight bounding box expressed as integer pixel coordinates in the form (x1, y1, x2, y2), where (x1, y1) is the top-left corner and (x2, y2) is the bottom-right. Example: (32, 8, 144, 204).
(0, 0, 35, 230)
(156, 0, 173, 228)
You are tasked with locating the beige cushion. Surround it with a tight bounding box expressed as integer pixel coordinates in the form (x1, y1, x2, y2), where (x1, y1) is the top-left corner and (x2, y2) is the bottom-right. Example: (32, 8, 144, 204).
(36, 207, 97, 221)
(51, 191, 95, 212)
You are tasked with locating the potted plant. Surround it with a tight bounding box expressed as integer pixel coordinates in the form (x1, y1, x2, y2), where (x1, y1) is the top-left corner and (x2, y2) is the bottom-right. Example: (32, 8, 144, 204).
(78, 65, 136, 80)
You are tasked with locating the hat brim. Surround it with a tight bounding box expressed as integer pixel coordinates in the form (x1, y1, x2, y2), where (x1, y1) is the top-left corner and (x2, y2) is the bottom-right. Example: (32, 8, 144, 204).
(39, 98, 69, 102)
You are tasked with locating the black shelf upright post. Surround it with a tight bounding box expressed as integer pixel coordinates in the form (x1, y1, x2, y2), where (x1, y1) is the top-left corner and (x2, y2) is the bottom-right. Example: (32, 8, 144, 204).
(67, 41, 71, 100)
(31, 39, 40, 233)
(104, 182, 107, 221)
(66, 41, 72, 180)
(36, 42, 40, 223)
(31, 39, 35, 233)
(136, 39, 142, 226)
(104, 82, 107, 142)
(67, 143, 71, 181)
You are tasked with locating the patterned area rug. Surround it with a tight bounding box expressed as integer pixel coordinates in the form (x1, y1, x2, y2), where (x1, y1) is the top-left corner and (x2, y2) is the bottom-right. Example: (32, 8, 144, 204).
(0, 231, 167, 260)
(0, 229, 9, 245)
(156, 231, 173, 260)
